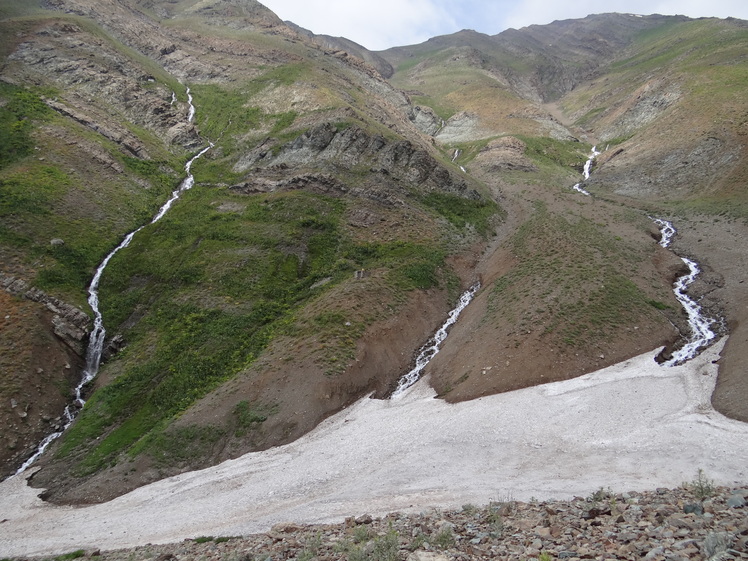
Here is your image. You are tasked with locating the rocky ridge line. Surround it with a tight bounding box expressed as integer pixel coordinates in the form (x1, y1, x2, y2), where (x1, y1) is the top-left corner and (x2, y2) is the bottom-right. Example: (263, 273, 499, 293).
(18, 484, 748, 561)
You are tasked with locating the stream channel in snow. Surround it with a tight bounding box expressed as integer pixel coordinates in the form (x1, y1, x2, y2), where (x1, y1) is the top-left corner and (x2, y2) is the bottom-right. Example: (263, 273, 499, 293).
(14, 88, 211, 475)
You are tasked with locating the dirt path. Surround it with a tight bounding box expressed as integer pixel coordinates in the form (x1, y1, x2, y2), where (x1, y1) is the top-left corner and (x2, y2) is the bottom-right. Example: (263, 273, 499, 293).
(2, 339, 746, 557)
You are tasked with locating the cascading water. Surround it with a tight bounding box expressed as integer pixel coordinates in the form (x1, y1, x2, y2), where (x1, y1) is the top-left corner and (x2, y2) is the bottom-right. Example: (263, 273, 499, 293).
(186, 86, 196, 123)
(391, 284, 480, 399)
(451, 148, 467, 173)
(572, 146, 600, 196)
(14, 89, 211, 475)
(565, 142, 717, 365)
(652, 218, 718, 366)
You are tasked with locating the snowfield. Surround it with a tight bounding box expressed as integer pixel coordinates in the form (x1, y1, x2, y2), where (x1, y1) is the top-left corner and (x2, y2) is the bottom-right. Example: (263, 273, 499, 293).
(2, 339, 747, 556)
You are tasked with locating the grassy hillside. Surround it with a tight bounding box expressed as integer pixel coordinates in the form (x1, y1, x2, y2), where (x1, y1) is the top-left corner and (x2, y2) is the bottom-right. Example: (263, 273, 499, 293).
(0, 1, 503, 496)
(3, 4, 747, 499)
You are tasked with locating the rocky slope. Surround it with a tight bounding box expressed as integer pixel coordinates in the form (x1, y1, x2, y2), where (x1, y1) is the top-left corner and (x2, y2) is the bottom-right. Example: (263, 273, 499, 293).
(0, 1, 746, 505)
(11, 484, 748, 561)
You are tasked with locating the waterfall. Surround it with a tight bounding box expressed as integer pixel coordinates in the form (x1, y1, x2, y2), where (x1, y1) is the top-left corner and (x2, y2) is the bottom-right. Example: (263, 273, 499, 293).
(186, 87, 196, 123)
(391, 284, 479, 399)
(451, 148, 467, 173)
(652, 218, 718, 366)
(14, 89, 211, 475)
(572, 146, 600, 196)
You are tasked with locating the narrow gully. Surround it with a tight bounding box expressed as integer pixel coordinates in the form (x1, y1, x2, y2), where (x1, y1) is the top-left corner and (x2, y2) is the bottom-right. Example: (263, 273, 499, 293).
(391, 284, 480, 398)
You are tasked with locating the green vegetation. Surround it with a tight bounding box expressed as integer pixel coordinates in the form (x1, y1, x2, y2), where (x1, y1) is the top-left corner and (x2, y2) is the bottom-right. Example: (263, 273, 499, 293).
(0, 83, 52, 169)
(344, 240, 447, 290)
(121, 157, 176, 192)
(233, 400, 276, 437)
(270, 110, 297, 134)
(189, 83, 263, 140)
(689, 468, 716, 501)
(421, 192, 501, 236)
(57, 186, 456, 472)
(194, 536, 215, 544)
(54, 551, 86, 561)
(336, 529, 400, 561)
(487, 202, 661, 348)
(518, 136, 590, 175)
(0, 165, 68, 216)
(433, 525, 456, 549)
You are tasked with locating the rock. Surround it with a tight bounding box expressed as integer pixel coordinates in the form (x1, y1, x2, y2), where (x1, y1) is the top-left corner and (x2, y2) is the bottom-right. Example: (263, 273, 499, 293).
(1, 274, 91, 356)
(472, 136, 539, 172)
(683, 503, 703, 515)
(408, 105, 442, 136)
(727, 494, 746, 508)
(407, 553, 449, 561)
(271, 522, 304, 533)
(701, 532, 733, 559)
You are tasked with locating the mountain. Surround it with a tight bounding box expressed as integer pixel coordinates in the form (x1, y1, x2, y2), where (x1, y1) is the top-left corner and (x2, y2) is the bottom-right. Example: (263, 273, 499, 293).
(0, 1, 746, 505)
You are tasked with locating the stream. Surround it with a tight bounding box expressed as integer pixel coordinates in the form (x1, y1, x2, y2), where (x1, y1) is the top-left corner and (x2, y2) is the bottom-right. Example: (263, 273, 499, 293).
(15, 89, 211, 475)
(452, 148, 467, 173)
(652, 218, 718, 366)
(391, 284, 479, 398)
(569, 145, 718, 365)
(572, 145, 600, 196)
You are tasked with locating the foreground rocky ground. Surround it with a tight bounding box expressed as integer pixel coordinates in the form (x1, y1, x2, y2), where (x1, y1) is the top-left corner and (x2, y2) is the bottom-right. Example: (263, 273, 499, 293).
(12, 482, 747, 561)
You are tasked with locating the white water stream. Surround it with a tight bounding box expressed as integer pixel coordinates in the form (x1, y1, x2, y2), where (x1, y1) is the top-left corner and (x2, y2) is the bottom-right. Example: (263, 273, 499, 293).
(572, 145, 600, 196)
(652, 218, 718, 366)
(391, 284, 479, 398)
(14, 89, 211, 475)
(567, 145, 717, 365)
(451, 148, 467, 173)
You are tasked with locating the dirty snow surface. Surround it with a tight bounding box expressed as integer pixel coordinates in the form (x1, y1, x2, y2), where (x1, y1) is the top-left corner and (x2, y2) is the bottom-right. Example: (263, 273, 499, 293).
(2, 340, 747, 556)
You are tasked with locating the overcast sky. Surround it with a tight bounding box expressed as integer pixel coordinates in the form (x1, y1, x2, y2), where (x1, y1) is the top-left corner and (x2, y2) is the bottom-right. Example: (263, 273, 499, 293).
(260, 0, 748, 51)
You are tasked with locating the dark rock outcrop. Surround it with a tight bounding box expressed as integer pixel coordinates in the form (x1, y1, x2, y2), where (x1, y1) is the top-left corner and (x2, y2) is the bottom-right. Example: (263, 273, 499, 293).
(1, 274, 90, 356)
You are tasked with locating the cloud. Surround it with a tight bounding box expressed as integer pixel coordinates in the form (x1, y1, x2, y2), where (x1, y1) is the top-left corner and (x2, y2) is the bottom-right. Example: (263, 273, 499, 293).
(261, 0, 458, 50)
(260, 0, 748, 50)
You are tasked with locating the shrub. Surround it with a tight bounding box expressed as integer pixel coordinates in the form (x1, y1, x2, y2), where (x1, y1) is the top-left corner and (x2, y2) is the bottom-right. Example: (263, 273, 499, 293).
(690, 468, 715, 501)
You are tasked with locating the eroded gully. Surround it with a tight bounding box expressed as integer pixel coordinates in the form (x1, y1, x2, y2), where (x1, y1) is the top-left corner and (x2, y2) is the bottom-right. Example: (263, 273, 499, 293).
(570, 147, 719, 366)
(15, 87, 211, 475)
(651, 218, 718, 366)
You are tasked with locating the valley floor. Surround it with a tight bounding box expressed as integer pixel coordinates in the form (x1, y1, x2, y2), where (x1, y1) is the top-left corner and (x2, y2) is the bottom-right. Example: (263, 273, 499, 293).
(1, 339, 747, 557)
